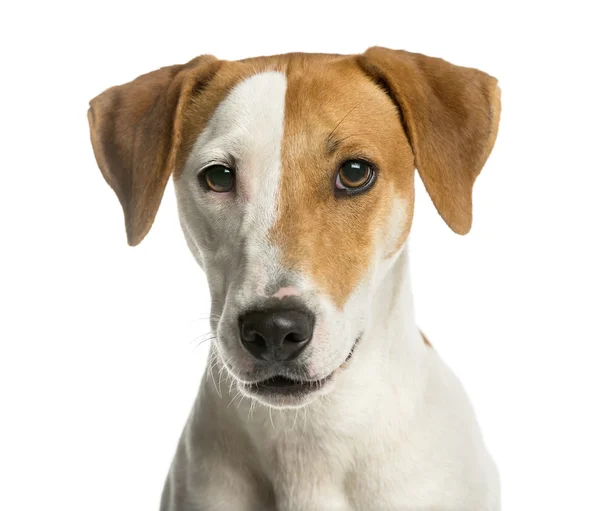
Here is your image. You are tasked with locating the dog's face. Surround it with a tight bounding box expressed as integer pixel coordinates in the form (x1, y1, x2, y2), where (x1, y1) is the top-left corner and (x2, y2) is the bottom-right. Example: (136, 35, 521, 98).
(88, 49, 500, 408)
(175, 60, 416, 407)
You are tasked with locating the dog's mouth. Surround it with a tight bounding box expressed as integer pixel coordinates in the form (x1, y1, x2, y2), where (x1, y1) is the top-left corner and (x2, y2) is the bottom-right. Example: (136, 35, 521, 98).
(241, 335, 361, 400)
(247, 373, 334, 397)
(343, 334, 360, 363)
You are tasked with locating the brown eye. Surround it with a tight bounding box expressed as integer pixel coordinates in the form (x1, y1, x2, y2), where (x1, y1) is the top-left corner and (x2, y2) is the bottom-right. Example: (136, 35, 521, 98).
(201, 165, 235, 192)
(336, 160, 375, 193)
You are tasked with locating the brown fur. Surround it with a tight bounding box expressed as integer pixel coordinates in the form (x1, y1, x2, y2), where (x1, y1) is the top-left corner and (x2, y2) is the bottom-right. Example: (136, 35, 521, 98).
(88, 55, 221, 246)
(87, 48, 501, 278)
(358, 47, 501, 235)
(272, 54, 414, 308)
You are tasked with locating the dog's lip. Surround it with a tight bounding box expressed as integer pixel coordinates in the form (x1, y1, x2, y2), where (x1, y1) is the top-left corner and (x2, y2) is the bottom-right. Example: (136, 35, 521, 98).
(243, 334, 362, 396)
(248, 373, 333, 394)
(255, 375, 303, 388)
(343, 334, 361, 363)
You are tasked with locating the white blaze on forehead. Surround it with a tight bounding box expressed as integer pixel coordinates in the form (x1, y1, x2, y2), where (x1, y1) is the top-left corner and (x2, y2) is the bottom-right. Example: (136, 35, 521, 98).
(181, 71, 288, 296)
(186, 71, 287, 203)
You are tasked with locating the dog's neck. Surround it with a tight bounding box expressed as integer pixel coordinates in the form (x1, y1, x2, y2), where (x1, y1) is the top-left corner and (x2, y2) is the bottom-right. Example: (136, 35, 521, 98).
(337, 246, 428, 413)
(364, 245, 426, 371)
(206, 245, 428, 428)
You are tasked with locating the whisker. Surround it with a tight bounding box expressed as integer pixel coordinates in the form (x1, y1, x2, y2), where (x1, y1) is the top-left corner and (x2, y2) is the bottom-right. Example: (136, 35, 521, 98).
(303, 407, 308, 434)
(333, 133, 363, 145)
(227, 389, 242, 408)
(326, 105, 358, 142)
(190, 330, 217, 351)
(248, 400, 257, 421)
(269, 407, 275, 431)
(208, 351, 222, 398)
(235, 392, 245, 409)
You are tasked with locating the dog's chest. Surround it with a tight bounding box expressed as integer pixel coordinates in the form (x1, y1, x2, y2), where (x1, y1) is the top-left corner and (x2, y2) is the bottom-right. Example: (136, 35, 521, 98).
(249, 421, 421, 510)
(262, 434, 351, 509)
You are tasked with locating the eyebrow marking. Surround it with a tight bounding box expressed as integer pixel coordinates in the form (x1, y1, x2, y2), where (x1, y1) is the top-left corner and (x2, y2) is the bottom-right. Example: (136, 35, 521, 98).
(326, 133, 366, 156)
(325, 105, 358, 145)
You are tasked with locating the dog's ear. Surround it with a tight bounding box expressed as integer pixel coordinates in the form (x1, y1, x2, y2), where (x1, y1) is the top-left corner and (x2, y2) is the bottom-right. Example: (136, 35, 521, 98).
(88, 55, 220, 246)
(358, 47, 501, 234)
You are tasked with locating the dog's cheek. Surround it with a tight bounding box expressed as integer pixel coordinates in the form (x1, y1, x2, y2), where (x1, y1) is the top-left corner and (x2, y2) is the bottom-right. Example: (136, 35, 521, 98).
(381, 195, 413, 259)
(304, 321, 329, 377)
(307, 280, 367, 377)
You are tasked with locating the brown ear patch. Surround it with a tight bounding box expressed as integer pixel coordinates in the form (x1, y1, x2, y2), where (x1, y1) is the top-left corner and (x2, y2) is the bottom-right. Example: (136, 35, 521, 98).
(358, 47, 501, 234)
(88, 55, 220, 245)
(421, 331, 433, 348)
(271, 55, 415, 309)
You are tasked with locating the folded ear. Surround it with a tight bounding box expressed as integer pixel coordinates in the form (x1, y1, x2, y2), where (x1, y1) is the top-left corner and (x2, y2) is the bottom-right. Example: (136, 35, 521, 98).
(88, 55, 220, 246)
(359, 47, 501, 234)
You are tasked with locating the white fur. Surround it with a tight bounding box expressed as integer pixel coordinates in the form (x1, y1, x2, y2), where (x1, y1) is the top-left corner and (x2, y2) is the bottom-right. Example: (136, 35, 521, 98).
(176, 71, 288, 357)
(165, 71, 500, 510)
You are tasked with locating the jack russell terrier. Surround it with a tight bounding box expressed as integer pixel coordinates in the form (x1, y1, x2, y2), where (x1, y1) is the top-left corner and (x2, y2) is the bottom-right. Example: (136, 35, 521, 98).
(88, 47, 501, 510)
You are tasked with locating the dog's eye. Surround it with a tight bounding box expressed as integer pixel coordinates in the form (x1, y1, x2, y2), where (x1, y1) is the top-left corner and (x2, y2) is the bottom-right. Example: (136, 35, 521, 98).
(200, 165, 235, 193)
(336, 160, 375, 193)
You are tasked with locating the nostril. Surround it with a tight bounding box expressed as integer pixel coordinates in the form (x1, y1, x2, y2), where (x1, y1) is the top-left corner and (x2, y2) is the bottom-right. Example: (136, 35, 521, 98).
(240, 329, 268, 361)
(240, 324, 267, 347)
(240, 323, 257, 342)
(284, 331, 308, 343)
(245, 331, 267, 346)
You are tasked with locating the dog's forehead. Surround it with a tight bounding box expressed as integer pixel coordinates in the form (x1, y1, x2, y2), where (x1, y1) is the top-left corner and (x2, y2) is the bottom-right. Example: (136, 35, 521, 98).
(177, 54, 399, 170)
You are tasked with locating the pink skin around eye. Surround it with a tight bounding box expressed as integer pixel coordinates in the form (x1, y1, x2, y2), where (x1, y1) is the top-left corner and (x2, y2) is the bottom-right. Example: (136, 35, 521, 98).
(271, 287, 301, 299)
(335, 174, 345, 190)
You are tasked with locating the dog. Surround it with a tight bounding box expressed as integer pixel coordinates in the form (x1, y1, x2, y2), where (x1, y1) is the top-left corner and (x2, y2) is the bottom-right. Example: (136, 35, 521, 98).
(88, 47, 501, 510)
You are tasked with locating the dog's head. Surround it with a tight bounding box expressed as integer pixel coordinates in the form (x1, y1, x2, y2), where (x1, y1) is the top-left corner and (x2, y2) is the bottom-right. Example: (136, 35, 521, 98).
(89, 48, 500, 408)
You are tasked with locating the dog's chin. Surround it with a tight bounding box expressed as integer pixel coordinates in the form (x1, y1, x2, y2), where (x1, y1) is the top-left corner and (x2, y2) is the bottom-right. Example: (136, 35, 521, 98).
(235, 336, 361, 410)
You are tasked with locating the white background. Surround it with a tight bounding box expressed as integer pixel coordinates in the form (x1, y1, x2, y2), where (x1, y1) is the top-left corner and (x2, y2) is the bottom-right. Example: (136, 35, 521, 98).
(1, 1, 599, 509)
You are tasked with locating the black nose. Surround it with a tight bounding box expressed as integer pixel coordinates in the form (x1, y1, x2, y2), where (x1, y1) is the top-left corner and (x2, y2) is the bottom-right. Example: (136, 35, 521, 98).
(238, 309, 314, 362)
